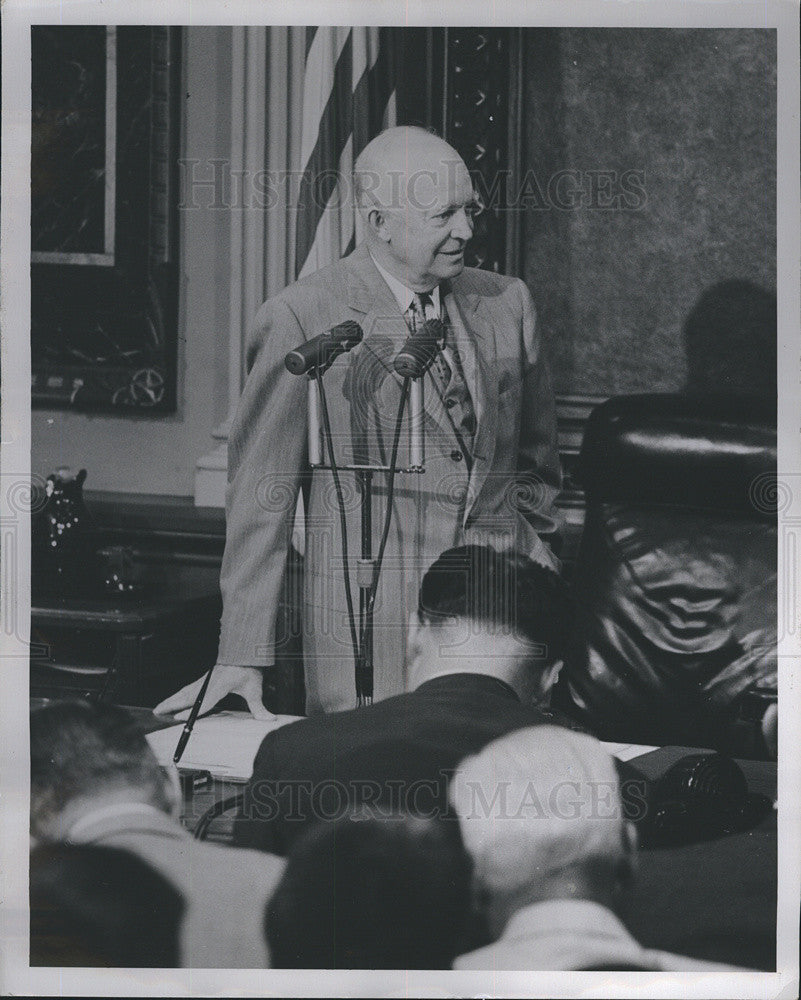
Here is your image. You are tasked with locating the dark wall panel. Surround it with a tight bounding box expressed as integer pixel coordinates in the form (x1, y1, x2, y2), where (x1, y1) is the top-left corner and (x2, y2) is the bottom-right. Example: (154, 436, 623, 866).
(522, 28, 776, 397)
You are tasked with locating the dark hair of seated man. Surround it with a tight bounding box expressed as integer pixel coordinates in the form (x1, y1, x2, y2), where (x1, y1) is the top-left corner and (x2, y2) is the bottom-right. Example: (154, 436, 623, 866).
(265, 815, 472, 969)
(30, 843, 184, 967)
(410, 544, 573, 705)
(418, 544, 571, 647)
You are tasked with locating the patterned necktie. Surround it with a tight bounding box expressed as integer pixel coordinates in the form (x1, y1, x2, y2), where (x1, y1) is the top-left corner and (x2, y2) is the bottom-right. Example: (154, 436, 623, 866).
(410, 292, 452, 385)
(408, 291, 476, 455)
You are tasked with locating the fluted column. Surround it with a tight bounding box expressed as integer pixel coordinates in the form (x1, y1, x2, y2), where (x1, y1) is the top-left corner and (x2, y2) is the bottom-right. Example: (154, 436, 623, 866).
(194, 26, 305, 506)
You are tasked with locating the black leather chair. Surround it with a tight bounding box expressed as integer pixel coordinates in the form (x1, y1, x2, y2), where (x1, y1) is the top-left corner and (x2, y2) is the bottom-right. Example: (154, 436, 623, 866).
(561, 394, 777, 757)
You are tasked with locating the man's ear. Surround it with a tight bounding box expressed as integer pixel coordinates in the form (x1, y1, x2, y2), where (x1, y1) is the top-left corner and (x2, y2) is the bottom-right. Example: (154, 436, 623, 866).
(618, 819, 638, 885)
(544, 658, 563, 692)
(529, 658, 563, 704)
(365, 205, 391, 243)
(162, 765, 182, 821)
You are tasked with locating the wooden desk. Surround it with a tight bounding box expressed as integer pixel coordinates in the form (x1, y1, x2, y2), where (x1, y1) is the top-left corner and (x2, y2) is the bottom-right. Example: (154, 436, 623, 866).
(30, 579, 222, 707)
(628, 748, 777, 971)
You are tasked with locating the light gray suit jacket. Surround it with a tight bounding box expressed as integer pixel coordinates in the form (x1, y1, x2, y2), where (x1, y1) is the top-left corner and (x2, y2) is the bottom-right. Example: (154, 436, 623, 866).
(218, 244, 561, 712)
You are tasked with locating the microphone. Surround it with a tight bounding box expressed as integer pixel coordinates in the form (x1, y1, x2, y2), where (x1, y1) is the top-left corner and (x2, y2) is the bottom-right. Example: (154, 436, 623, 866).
(393, 318, 445, 379)
(393, 319, 445, 469)
(285, 320, 363, 377)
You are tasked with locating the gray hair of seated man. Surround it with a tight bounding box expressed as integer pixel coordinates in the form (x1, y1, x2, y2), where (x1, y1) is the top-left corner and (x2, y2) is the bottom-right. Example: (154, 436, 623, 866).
(30, 700, 176, 840)
(450, 725, 636, 906)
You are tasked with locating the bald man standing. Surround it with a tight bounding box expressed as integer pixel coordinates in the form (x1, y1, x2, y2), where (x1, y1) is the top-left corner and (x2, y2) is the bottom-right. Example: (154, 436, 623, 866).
(157, 127, 562, 717)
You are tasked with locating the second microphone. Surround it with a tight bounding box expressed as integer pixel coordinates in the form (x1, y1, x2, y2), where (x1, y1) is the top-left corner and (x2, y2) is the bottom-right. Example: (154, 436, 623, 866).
(393, 318, 445, 379)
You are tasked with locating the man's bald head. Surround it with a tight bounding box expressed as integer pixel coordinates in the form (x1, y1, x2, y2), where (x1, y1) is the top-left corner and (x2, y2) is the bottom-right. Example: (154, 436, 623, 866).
(354, 126, 465, 210)
(354, 127, 478, 291)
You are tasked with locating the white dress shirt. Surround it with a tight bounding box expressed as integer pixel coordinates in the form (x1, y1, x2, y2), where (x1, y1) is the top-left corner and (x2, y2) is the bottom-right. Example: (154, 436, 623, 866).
(369, 253, 443, 319)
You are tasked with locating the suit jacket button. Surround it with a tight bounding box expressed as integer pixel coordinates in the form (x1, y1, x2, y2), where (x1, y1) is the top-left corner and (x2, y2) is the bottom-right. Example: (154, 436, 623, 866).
(450, 450, 463, 462)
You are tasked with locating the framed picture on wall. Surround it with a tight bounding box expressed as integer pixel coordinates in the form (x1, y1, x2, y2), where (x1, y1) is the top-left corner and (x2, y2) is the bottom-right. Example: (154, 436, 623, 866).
(30, 25, 181, 413)
(31, 26, 117, 267)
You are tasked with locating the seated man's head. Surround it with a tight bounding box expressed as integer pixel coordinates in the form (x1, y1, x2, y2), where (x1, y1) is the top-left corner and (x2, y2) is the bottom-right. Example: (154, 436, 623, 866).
(450, 726, 637, 938)
(407, 544, 571, 704)
(265, 814, 472, 969)
(30, 700, 178, 842)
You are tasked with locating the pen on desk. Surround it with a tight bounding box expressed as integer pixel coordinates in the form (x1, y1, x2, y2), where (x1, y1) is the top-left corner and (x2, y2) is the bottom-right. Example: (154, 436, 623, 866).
(173, 665, 215, 764)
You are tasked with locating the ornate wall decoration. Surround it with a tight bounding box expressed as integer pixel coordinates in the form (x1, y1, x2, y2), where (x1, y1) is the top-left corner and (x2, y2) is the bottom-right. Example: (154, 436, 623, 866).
(442, 28, 521, 275)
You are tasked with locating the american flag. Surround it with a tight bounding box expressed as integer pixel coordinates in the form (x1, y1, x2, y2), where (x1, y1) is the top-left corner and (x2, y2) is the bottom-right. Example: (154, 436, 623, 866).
(295, 27, 396, 280)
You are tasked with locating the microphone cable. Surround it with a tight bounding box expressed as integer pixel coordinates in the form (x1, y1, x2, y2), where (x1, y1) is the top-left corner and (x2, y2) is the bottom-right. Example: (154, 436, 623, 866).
(315, 371, 361, 676)
(358, 376, 411, 702)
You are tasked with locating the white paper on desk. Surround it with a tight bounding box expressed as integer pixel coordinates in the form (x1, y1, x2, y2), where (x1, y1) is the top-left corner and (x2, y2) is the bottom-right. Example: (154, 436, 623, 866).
(601, 741, 661, 762)
(146, 711, 303, 781)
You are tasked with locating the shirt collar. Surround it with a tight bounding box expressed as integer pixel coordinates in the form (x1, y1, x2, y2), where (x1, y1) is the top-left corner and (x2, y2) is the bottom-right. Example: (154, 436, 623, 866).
(66, 801, 174, 842)
(369, 252, 441, 317)
(465, 899, 652, 971)
(502, 899, 636, 945)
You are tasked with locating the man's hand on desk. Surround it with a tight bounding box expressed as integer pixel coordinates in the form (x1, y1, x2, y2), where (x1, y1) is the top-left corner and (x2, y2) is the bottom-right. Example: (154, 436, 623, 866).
(154, 665, 276, 721)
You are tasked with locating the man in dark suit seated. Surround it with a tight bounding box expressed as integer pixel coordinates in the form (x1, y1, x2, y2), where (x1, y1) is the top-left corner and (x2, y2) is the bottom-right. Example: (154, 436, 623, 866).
(234, 544, 576, 856)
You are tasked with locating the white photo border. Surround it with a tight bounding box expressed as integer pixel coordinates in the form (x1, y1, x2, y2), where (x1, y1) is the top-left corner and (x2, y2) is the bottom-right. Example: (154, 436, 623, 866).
(2, 2, 798, 997)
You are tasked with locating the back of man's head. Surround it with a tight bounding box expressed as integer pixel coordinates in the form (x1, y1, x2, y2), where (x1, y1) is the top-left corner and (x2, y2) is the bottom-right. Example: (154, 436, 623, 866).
(30, 842, 184, 967)
(30, 700, 173, 841)
(408, 545, 571, 701)
(265, 815, 472, 969)
(450, 726, 636, 931)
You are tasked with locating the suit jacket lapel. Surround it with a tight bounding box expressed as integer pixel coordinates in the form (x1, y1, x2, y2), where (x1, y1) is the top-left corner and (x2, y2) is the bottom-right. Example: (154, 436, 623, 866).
(446, 278, 499, 523)
(344, 245, 406, 352)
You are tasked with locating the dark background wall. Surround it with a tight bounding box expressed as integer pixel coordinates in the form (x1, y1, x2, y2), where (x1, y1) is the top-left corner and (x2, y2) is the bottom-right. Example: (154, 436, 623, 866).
(522, 28, 777, 397)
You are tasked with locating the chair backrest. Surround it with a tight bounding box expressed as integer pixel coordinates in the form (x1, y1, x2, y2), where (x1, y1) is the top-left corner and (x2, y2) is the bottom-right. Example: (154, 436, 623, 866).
(562, 393, 777, 755)
(193, 792, 245, 842)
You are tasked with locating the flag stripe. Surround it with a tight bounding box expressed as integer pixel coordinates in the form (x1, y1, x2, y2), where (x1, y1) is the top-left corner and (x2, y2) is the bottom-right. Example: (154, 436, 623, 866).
(383, 89, 397, 132)
(299, 26, 351, 178)
(339, 134, 355, 257)
(351, 35, 374, 159)
(305, 25, 317, 60)
(295, 33, 355, 277)
(369, 27, 396, 138)
(299, 136, 356, 279)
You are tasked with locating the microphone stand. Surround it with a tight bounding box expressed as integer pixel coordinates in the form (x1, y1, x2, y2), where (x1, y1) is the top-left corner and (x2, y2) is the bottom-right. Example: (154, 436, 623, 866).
(355, 467, 374, 702)
(309, 366, 421, 705)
